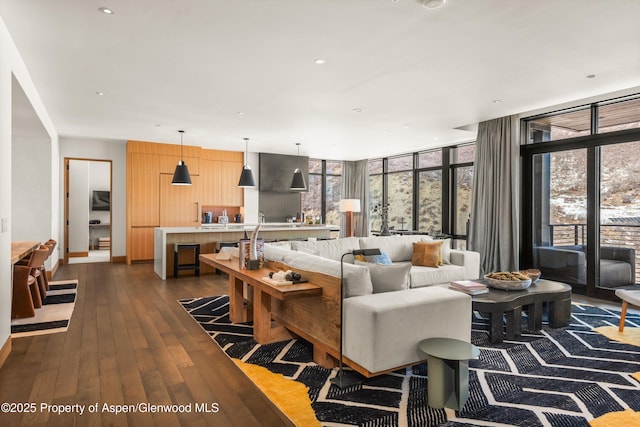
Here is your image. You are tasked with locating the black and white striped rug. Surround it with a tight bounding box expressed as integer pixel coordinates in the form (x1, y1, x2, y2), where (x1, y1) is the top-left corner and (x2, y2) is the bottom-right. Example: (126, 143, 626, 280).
(11, 280, 78, 337)
(179, 296, 640, 426)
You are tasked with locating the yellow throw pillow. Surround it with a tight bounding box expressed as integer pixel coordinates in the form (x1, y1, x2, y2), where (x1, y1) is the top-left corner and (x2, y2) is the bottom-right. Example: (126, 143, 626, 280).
(354, 254, 366, 262)
(412, 241, 443, 267)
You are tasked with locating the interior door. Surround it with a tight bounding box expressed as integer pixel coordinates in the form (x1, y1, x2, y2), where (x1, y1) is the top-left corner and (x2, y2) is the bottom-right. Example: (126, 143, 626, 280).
(159, 174, 200, 226)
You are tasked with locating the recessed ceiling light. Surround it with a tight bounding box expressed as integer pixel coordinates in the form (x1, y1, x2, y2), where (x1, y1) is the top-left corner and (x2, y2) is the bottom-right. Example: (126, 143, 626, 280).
(314, 59, 326, 65)
(98, 7, 114, 15)
(403, 124, 410, 128)
(353, 108, 362, 113)
(237, 112, 244, 116)
(586, 74, 596, 79)
(96, 91, 104, 96)
(420, 0, 446, 9)
(492, 99, 501, 104)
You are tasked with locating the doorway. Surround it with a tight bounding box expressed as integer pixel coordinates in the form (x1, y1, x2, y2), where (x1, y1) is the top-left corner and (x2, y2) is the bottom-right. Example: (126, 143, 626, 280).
(64, 158, 112, 264)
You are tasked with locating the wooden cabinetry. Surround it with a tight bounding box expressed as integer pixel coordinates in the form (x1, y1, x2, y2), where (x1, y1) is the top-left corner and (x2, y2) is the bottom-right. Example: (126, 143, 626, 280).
(200, 149, 244, 207)
(200, 159, 222, 206)
(130, 152, 160, 227)
(219, 160, 244, 206)
(159, 174, 201, 226)
(126, 141, 244, 263)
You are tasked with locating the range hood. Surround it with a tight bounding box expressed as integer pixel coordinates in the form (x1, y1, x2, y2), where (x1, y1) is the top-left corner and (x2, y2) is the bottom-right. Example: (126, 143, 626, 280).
(259, 153, 309, 192)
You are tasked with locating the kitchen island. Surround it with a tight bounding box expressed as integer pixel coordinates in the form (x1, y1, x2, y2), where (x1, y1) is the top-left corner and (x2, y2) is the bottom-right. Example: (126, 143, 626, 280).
(153, 223, 335, 279)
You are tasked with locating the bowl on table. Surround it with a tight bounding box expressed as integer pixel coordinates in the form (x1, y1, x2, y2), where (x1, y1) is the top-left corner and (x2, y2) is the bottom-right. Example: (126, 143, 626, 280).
(520, 269, 541, 284)
(484, 271, 532, 290)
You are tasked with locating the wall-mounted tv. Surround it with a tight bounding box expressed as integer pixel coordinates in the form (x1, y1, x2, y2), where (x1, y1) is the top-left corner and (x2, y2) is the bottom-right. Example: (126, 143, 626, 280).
(91, 190, 110, 211)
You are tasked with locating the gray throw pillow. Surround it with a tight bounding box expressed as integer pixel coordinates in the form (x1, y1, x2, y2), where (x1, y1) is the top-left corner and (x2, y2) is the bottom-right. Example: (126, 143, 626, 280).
(355, 261, 411, 294)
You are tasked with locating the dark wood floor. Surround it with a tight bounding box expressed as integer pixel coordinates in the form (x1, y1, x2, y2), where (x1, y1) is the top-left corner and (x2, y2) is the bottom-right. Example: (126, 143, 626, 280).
(0, 262, 294, 427)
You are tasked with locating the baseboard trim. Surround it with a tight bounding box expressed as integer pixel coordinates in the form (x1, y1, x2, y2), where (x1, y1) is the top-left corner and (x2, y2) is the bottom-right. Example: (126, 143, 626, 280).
(111, 256, 126, 263)
(0, 336, 11, 368)
(68, 252, 89, 258)
(47, 259, 60, 279)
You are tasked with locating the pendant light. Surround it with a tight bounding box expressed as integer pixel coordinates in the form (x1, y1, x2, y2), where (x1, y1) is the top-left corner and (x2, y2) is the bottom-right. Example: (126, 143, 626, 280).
(290, 142, 307, 191)
(238, 137, 256, 188)
(171, 130, 192, 185)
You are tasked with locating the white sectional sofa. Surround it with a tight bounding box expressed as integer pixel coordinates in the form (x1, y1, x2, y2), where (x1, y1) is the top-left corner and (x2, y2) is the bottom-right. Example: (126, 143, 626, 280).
(264, 235, 481, 376)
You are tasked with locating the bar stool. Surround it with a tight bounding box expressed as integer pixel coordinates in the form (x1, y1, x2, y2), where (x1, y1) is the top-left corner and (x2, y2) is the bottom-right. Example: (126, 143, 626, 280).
(26, 247, 51, 307)
(12, 265, 35, 319)
(174, 243, 200, 278)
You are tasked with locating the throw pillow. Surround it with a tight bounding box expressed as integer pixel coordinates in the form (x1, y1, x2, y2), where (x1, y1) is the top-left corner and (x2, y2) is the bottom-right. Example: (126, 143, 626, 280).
(364, 251, 392, 265)
(412, 241, 443, 268)
(440, 238, 451, 265)
(354, 254, 366, 262)
(355, 261, 411, 293)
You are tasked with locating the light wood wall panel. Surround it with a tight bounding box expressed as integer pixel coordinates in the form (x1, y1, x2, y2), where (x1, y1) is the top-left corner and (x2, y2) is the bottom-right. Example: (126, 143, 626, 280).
(127, 141, 244, 263)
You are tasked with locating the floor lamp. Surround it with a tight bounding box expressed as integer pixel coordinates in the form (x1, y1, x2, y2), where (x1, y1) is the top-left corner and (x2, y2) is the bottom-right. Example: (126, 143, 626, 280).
(331, 247, 381, 389)
(339, 199, 361, 238)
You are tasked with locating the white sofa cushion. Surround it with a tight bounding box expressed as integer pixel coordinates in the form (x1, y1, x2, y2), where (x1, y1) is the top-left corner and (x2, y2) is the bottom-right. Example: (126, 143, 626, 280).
(359, 235, 431, 262)
(343, 286, 471, 373)
(263, 243, 293, 262)
(282, 251, 373, 298)
(355, 261, 411, 293)
(407, 263, 467, 288)
(291, 237, 361, 262)
(450, 250, 480, 281)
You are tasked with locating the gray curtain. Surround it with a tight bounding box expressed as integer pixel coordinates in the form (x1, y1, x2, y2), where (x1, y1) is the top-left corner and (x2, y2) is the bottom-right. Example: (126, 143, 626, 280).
(341, 160, 370, 237)
(468, 115, 519, 274)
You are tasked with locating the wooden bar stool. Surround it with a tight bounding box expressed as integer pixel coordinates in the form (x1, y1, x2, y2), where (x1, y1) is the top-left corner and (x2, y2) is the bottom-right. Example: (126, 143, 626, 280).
(174, 243, 200, 278)
(615, 289, 640, 332)
(12, 265, 35, 319)
(26, 247, 51, 307)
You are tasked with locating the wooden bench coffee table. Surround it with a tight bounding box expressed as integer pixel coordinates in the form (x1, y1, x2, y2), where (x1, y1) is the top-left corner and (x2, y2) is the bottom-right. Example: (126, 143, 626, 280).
(471, 279, 572, 343)
(199, 253, 322, 345)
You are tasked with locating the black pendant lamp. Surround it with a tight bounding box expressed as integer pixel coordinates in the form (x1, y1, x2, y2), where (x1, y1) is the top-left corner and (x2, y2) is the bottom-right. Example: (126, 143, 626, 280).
(238, 137, 256, 188)
(290, 143, 307, 191)
(172, 130, 192, 185)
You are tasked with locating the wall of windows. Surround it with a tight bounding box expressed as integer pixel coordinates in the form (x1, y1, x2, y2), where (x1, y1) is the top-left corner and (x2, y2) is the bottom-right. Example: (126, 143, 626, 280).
(368, 143, 475, 247)
(301, 159, 342, 225)
(522, 93, 640, 298)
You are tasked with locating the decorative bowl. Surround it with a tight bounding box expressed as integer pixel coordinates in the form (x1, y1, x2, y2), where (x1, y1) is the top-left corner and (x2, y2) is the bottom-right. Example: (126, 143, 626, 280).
(484, 272, 532, 290)
(520, 269, 541, 284)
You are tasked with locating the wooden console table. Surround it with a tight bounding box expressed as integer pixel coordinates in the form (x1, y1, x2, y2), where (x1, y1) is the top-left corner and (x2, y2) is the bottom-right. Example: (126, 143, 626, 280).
(199, 254, 323, 344)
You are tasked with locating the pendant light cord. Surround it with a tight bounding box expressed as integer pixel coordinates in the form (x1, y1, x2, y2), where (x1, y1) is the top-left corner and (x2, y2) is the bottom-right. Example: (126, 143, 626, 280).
(179, 130, 184, 162)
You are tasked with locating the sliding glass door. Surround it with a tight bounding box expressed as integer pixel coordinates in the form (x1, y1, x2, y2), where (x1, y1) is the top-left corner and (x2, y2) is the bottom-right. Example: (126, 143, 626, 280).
(531, 149, 589, 288)
(599, 141, 640, 288)
(523, 94, 640, 298)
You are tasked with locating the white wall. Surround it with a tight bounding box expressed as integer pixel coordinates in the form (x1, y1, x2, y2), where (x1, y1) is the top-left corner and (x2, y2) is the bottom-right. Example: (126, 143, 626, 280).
(11, 76, 51, 244)
(59, 137, 126, 257)
(0, 16, 58, 353)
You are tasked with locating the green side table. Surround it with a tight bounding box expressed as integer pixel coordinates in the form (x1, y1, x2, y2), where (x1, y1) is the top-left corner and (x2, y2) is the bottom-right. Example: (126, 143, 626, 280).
(418, 337, 480, 410)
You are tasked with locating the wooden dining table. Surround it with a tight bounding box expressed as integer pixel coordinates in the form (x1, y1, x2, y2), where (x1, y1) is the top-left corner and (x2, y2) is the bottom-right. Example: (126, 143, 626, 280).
(11, 241, 41, 265)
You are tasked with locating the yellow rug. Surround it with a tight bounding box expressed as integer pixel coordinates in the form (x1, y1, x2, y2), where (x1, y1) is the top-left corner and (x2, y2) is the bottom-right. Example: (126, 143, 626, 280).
(233, 359, 321, 427)
(593, 326, 640, 347)
(590, 409, 640, 426)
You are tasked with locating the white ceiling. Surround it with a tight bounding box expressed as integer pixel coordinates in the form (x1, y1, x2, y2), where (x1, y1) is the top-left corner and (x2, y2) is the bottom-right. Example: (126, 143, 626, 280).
(1, 0, 640, 160)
